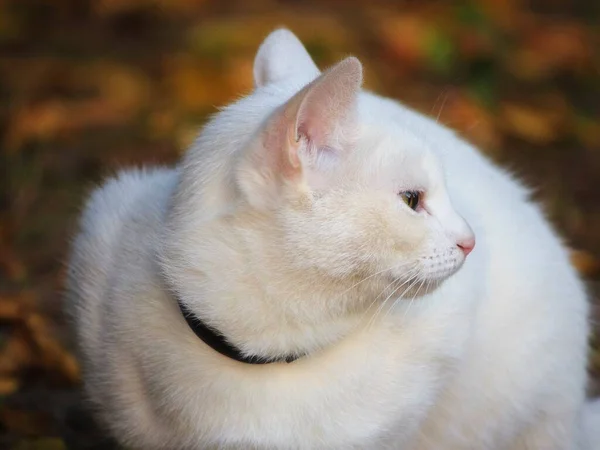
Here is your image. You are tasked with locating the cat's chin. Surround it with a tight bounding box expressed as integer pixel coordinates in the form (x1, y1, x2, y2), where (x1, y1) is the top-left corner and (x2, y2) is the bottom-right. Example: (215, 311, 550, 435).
(400, 277, 444, 299)
(381, 265, 463, 299)
(375, 274, 443, 302)
(400, 277, 444, 298)
(383, 254, 466, 297)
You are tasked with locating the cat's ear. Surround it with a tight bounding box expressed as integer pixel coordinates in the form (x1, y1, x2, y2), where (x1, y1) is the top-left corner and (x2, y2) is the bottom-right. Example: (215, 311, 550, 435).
(253, 29, 320, 87)
(238, 57, 362, 208)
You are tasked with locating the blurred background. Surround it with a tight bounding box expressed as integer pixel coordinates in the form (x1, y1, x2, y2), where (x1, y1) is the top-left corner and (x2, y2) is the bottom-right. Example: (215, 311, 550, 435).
(1, 0, 599, 448)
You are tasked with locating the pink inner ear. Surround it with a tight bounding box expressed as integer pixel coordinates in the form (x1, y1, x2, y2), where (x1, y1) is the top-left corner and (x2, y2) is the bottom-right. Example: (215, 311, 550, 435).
(236, 58, 363, 208)
(294, 57, 363, 155)
(261, 109, 302, 180)
(252, 57, 363, 185)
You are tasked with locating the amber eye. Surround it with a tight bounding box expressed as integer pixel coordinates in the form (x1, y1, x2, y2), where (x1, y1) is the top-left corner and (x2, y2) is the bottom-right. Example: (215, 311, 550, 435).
(399, 191, 420, 211)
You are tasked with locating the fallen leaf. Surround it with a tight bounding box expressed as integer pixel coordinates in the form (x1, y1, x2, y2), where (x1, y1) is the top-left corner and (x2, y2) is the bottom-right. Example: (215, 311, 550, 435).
(11, 438, 67, 450)
(0, 332, 34, 375)
(574, 117, 600, 149)
(570, 249, 600, 277)
(25, 314, 80, 384)
(0, 292, 33, 321)
(376, 14, 431, 70)
(510, 23, 592, 80)
(499, 102, 563, 144)
(93, 0, 208, 17)
(0, 377, 20, 396)
(166, 58, 228, 112)
(0, 409, 52, 436)
(478, 0, 524, 31)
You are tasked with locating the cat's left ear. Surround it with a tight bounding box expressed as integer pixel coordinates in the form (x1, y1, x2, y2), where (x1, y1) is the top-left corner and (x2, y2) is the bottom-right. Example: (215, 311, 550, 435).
(253, 29, 320, 87)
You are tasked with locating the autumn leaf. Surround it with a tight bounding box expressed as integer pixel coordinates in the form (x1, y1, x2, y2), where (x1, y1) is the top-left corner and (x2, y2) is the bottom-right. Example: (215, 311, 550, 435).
(377, 14, 431, 70)
(499, 102, 564, 145)
(11, 438, 67, 450)
(571, 249, 600, 277)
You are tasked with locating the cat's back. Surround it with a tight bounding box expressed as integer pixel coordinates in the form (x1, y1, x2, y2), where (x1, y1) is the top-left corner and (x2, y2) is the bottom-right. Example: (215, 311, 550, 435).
(66, 167, 178, 349)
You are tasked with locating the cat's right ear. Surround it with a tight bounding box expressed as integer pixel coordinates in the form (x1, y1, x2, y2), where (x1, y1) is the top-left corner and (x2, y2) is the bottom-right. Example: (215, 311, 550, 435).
(237, 57, 362, 209)
(253, 29, 320, 87)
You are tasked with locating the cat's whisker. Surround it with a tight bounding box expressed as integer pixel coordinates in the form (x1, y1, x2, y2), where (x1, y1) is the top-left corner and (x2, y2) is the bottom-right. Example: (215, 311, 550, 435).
(435, 89, 450, 123)
(369, 280, 399, 325)
(385, 293, 405, 323)
(383, 274, 424, 324)
(396, 273, 422, 300)
(366, 284, 401, 331)
(401, 277, 426, 322)
(360, 277, 401, 323)
(364, 280, 403, 330)
(366, 270, 419, 330)
(386, 275, 423, 323)
(358, 265, 419, 326)
(361, 273, 410, 327)
(430, 88, 448, 120)
(465, 120, 481, 132)
(334, 261, 416, 304)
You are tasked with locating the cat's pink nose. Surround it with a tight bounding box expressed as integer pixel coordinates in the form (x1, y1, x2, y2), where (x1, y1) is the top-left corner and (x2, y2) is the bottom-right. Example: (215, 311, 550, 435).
(457, 236, 475, 256)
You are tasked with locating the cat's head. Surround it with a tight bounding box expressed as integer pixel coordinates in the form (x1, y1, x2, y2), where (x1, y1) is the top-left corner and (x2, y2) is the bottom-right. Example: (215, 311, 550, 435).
(169, 29, 475, 317)
(230, 29, 475, 299)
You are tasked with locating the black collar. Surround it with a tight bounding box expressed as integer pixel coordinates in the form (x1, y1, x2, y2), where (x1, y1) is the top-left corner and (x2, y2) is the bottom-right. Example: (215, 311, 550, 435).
(177, 297, 300, 364)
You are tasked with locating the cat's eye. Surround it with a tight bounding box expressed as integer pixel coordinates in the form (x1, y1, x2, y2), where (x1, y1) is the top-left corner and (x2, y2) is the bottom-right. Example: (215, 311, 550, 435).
(399, 191, 421, 211)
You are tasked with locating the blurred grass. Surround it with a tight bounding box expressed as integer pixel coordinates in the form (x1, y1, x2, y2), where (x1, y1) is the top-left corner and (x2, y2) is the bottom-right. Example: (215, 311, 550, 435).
(1, 0, 599, 448)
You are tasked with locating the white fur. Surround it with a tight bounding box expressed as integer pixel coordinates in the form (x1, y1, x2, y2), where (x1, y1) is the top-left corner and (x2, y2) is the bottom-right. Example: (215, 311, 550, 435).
(66, 29, 597, 449)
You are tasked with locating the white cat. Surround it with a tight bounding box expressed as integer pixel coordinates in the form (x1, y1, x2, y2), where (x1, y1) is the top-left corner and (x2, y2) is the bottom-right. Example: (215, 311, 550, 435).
(66, 29, 600, 449)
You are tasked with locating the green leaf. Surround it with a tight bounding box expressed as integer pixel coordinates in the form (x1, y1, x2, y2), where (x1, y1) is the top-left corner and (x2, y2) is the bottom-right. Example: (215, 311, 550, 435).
(425, 30, 456, 74)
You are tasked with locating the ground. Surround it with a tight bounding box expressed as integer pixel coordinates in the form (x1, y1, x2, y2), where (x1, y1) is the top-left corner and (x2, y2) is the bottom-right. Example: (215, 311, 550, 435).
(1, 0, 599, 448)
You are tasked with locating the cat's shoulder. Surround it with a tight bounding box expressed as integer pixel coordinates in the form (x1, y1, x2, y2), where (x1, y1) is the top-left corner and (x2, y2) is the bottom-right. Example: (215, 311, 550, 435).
(77, 167, 178, 244)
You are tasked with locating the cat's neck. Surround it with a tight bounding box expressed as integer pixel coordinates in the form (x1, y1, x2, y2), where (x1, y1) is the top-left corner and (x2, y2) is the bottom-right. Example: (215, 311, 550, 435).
(182, 267, 372, 362)
(164, 214, 385, 361)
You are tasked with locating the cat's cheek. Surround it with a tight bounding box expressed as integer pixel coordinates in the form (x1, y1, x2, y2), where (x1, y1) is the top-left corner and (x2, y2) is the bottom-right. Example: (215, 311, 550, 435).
(396, 215, 429, 251)
(379, 220, 428, 281)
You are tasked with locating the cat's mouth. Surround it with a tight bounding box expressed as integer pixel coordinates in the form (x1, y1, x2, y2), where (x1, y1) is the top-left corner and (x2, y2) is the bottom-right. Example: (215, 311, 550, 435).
(383, 253, 466, 298)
